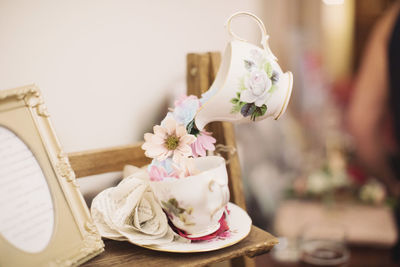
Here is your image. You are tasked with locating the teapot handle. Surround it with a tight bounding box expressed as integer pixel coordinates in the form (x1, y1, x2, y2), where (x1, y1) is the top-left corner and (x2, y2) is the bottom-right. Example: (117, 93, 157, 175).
(225, 12, 277, 61)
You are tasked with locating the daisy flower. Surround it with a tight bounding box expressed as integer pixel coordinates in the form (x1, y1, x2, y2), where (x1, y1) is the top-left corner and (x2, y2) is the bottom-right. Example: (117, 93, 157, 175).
(141, 117, 196, 163)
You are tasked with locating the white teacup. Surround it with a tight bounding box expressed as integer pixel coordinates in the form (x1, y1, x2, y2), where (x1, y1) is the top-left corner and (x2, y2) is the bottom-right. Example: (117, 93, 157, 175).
(195, 12, 293, 130)
(149, 156, 229, 238)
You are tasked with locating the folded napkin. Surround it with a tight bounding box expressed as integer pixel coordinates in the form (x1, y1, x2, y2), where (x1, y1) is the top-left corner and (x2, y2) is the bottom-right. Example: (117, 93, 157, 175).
(91, 166, 188, 246)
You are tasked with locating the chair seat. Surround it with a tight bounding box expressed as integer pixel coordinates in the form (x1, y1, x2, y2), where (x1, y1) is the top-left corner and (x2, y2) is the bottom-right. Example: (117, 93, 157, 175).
(81, 226, 278, 267)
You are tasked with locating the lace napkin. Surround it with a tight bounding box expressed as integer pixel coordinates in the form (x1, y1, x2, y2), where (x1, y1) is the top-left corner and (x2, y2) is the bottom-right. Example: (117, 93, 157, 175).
(91, 166, 188, 246)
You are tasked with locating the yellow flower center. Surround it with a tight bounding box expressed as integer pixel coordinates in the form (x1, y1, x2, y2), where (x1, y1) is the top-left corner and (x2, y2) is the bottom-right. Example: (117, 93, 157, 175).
(165, 135, 180, 150)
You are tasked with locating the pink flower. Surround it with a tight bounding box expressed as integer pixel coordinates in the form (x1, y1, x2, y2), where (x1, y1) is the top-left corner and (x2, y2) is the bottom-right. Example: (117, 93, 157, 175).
(174, 95, 200, 108)
(149, 166, 168, 181)
(141, 117, 196, 163)
(149, 165, 179, 181)
(191, 131, 216, 157)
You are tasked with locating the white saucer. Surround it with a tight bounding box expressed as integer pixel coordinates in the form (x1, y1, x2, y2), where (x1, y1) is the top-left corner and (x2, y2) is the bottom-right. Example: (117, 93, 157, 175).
(141, 202, 252, 253)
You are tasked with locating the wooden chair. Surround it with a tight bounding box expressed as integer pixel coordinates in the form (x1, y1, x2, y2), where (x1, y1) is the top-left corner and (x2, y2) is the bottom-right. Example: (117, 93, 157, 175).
(68, 52, 278, 267)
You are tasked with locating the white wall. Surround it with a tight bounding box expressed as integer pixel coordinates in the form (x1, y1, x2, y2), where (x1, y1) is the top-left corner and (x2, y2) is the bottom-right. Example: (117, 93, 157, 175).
(0, 0, 296, 200)
(0, 0, 264, 152)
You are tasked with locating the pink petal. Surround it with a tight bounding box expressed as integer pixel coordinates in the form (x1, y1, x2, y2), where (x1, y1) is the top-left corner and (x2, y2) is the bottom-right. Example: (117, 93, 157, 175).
(174, 95, 189, 107)
(151, 134, 165, 145)
(180, 134, 196, 145)
(190, 143, 199, 157)
(203, 142, 215, 151)
(164, 117, 176, 135)
(144, 133, 153, 142)
(145, 151, 167, 161)
(156, 152, 170, 161)
(142, 142, 164, 152)
(141, 142, 152, 150)
(174, 95, 199, 107)
(177, 144, 192, 156)
(153, 125, 167, 139)
(149, 166, 167, 181)
(176, 125, 187, 138)
(202, 133, 216, 143)
(199, 135, 216, 151)
(195, 140, 206, 157)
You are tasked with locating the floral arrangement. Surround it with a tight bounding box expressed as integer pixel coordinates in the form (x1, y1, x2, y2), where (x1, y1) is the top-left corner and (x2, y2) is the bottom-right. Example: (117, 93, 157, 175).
(230, 49, 279, 121)
(91, 94, 228, 245)
(140, 94, 235, 242)
(141, 95, 217, 181)
(287, 149, 389, 206)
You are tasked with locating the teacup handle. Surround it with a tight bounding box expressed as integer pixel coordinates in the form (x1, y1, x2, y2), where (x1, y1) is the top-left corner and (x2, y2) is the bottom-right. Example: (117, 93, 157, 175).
(225, 12, 277, 61)
(208, 179, 230, 219)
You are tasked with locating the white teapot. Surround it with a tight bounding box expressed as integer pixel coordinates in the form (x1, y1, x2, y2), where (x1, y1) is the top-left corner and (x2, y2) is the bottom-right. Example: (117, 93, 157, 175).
(195, 12, 293, 130)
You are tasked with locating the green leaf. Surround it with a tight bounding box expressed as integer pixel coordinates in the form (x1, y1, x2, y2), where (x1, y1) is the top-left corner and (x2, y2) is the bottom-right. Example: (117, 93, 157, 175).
(268, 84, 277, 93)
(186, 119, 200, 136)
(250, 112, 257, 121)
(230, 98, 239, 104)
(239, 77, 247, 91)
(264, 62, 273, 78)
(164, 198, 186, 216)
(231, 100, 246, 114)
(169, 198, 178, 207)
(231, 103, 241, 113)
(260, 104, 267, 115)
(250, 104, 268, 121)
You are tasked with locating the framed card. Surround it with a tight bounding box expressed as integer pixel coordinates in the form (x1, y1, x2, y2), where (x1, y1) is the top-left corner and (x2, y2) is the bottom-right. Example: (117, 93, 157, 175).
(0, 85, 104, 266)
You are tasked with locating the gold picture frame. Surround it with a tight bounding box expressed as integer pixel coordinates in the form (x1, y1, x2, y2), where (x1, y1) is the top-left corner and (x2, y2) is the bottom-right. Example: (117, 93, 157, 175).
(0, 85, 104, 266)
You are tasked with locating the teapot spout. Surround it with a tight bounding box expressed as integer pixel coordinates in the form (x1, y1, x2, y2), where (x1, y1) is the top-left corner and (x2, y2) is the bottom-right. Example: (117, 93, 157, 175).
(194, 113, 210, 131)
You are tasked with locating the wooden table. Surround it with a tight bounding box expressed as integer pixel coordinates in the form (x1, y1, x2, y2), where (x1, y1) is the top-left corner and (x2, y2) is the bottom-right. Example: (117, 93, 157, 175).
(255, 245, 398, 267)
(81, 226, 278, 267)
(268, 200, 399, 266)
(275, 200, 397, 246)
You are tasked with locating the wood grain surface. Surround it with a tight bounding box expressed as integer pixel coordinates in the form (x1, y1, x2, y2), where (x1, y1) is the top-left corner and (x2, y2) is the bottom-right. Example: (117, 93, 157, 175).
(68, 143, 151, 178)
(81, 226, 278, 267)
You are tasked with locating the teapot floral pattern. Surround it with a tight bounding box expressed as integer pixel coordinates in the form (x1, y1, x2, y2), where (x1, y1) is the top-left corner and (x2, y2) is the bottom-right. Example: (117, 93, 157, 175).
(230, 49, 279, 121)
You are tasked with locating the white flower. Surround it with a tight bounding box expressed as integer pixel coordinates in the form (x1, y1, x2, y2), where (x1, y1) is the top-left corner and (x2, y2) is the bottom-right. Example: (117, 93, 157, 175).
(240, 70, 272, 107)
(307, 172, 330, 194)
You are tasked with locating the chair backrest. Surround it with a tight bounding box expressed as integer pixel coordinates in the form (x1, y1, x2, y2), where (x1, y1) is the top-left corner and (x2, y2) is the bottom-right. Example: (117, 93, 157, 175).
(68, 52, 246, 210)
(186, 52, 246, 210)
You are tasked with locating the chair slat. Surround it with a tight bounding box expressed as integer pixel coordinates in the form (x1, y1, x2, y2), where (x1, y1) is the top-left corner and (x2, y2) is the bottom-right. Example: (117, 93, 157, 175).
(186, 52, 247, 211)
(68, 143, 151, 178)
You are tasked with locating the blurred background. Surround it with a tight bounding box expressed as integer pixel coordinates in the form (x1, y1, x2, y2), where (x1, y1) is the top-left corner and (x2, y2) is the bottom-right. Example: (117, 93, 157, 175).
(1, 0, 399, 266)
